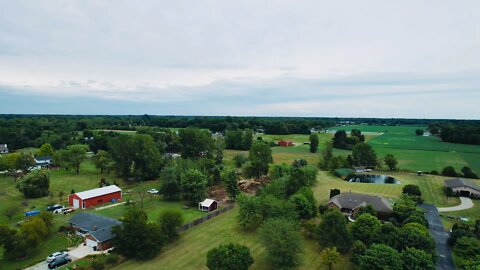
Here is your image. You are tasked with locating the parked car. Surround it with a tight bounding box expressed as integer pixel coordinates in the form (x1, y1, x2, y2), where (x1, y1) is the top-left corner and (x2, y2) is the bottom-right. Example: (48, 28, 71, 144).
(24, 210, 40, 217)
(46, 251, 68, 262)
(46, 204, 63, 212)
(53, 207, 66, 214)
(147, 189, 159, 194)
(62, 208, 75, 214)
(48, 255, 71, 269)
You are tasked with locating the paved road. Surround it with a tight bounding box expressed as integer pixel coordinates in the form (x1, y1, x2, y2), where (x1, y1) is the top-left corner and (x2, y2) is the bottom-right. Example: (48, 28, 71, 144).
(438, 197, 473, 212)
(420, 204, 455, 270)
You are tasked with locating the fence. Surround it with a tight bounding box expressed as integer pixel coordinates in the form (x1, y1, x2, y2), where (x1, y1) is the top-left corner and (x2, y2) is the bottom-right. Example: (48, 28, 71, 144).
(177, 204, 235, 233)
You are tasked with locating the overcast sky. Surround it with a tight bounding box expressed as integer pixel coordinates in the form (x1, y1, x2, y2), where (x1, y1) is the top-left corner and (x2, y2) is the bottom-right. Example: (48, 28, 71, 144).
(1, 1, 479, 118)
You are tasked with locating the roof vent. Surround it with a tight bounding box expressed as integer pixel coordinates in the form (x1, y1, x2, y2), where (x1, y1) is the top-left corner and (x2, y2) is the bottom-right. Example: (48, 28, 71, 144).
(93, 226, 97, 231)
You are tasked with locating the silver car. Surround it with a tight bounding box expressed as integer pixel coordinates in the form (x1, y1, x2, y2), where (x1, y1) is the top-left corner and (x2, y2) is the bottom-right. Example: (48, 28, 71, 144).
(46, 251, 68, 262)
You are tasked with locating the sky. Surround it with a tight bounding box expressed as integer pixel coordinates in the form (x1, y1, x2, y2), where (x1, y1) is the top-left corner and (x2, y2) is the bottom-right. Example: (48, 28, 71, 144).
(1, 1, 480, 118)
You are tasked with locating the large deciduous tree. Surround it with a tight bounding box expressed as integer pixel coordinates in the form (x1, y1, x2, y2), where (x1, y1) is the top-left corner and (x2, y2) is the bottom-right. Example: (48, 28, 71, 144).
(259, 218, 303, 269)
(180, 169, 208, 206)
(222, 169, 240, 200)
(401, 247, 435, 270)
(206, 243, 254, 270)
(309, 133, 319, 153)
(358, 244, 402, 270)
(317, 209, 352, 253)
(16, 170, 50, 198)
(384, 154, 398, 171)
(109, 134, 162, 181)
(37, 143, 54, 157)
(351, 213, 381, 244)
(179, 128, 214, 159)
(158, 209, 184, 242)
(245, 141, 272, 178)
(112, 208, 165, 259)
(351, 143, 377, 167)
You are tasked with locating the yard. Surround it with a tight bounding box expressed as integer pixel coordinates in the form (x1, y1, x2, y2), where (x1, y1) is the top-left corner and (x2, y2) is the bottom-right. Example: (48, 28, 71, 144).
(112, 207, 353, 270)
(0, 161, 207, 270)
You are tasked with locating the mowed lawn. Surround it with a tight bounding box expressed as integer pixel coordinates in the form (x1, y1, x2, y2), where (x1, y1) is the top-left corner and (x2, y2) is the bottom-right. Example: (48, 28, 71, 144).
(313, 171, 462, 207)
(113, 207, 353, 270)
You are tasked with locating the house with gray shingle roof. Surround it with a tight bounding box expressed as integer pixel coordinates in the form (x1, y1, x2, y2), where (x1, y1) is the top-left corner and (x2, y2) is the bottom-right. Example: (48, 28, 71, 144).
(69, 213, 122, 251)
(445, 178, 480, 198)
(326, 192, 393, 219)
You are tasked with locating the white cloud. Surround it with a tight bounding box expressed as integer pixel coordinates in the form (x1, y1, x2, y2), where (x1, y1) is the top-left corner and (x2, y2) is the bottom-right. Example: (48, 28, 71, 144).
(0, 0, 479, 117)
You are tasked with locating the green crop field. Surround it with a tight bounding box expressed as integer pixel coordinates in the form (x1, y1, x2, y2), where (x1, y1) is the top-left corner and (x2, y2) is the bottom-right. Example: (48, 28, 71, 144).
(112, 207, 352, 270)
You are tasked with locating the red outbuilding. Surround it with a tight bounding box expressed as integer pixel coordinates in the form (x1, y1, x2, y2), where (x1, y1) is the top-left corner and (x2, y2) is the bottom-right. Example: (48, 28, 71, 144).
(68, 185, 122, 209)
(278, 140, 294, 147)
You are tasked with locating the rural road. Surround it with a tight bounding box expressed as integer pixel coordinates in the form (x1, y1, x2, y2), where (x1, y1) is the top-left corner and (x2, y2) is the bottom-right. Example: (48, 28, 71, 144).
(438, 197, 473, 212)
(420, 204, 455, 270)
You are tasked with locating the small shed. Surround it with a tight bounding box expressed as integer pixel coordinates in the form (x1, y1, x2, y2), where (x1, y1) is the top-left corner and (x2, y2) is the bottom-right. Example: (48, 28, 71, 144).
(278, 140, 294, 147)
(198, 199, 218, 212)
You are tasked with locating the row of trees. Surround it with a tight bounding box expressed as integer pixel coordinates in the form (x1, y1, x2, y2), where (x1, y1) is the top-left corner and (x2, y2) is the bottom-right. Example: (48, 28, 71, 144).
(319, 142, 380, 170)
(429, 123, 480, 145)
(317, 197, 435, 270)
(236, 160, 318, 268)
(224, 129, 253, 150)
(448, 221, 480, 269)
(332, 129, 365, 150)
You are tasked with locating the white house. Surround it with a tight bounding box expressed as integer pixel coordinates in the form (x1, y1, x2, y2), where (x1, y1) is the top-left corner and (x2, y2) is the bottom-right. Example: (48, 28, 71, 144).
(0, 144, 8, 154)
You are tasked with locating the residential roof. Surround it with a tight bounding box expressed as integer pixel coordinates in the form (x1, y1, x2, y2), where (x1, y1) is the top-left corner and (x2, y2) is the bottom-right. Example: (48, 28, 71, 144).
(200, 199, 217, 207)
(74, 185, 122, 200)
(90, 227, 118, 242)
(35, 156, 52, 162)
(69, 213, 122, 242)
(328, 192, 393, 213)
(445, 178, 480, 192)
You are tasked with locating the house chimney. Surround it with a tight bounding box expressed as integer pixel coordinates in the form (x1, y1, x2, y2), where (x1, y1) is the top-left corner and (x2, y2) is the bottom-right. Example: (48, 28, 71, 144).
(93, 226, 97, 231)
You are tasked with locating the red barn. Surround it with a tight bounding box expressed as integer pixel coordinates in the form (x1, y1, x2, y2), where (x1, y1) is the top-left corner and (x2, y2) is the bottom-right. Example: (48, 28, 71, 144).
(68, 185, 122, 209)
(278, 140, 294, 147)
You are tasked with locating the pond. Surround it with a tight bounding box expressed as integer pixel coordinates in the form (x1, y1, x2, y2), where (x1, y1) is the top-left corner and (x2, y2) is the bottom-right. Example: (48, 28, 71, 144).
(348, 174, 400, 184)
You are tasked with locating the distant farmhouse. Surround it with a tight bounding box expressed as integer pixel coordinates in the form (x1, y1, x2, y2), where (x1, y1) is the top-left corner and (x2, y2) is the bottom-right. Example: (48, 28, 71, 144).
(69, 185, 122, 209)
(34, 156, 53, 169)
(278, 140, 294, 147)
(327, 192, 393, 219)
(445, 178, 480, 198)
(0, 144, 8, 154)
(69, 213, 121, 251)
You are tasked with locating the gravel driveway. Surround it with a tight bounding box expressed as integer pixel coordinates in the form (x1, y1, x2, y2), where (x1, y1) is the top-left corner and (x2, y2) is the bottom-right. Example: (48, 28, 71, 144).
(420, 204, 455, 270)
(438, 197, 474, 212)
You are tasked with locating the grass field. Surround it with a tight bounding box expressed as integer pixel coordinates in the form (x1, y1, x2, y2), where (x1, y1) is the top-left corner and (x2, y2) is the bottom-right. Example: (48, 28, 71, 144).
(113, 207, 353, 270)
(0, 161, 206, 270)
(339, 125, 480, 173)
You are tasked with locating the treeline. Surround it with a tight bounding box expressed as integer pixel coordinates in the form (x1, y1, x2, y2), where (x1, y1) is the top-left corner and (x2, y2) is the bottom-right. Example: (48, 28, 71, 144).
(429, 123, 480, 145)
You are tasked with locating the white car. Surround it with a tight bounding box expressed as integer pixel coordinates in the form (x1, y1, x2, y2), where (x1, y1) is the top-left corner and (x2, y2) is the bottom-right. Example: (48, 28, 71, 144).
(53, 207, 66, 214)
(46, 251, 68, 262)
(147, 189, 159, 194)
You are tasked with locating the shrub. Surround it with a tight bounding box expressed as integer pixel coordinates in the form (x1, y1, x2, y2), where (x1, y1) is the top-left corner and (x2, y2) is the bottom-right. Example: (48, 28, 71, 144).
(106, 253, 120, 264)
(90, 261, 105, 270)
(441, 166, 458, 177)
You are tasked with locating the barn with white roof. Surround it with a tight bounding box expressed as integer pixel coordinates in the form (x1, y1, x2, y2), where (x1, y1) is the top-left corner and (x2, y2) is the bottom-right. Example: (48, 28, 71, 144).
(68, 185, 122, 209)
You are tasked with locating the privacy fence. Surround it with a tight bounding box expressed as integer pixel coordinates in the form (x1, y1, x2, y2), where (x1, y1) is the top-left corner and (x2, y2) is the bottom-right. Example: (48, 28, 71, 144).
(177, 204, 235, 233)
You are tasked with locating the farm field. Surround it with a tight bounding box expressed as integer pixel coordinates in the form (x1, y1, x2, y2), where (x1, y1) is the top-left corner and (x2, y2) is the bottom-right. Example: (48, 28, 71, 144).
(339, 125, 480, 173)
(112, 207, 353, 270)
